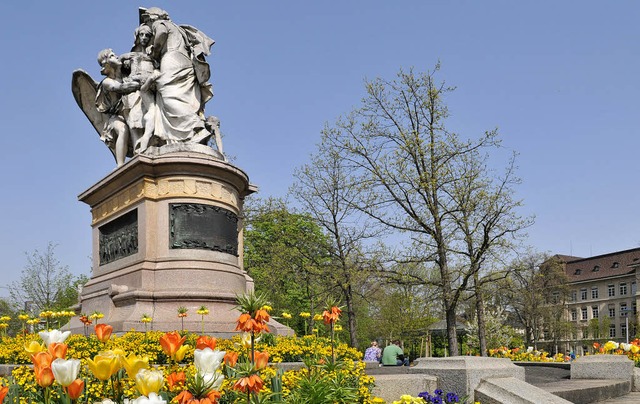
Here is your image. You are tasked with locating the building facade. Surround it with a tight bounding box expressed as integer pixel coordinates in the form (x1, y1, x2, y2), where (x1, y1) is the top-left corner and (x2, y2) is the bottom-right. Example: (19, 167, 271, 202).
(558, 248, 640, 355)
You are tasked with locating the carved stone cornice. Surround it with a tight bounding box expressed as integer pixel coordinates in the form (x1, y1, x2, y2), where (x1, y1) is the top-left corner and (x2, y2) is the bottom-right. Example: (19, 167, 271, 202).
(90, 177, 241, 225)
(80, 152, 257, 225)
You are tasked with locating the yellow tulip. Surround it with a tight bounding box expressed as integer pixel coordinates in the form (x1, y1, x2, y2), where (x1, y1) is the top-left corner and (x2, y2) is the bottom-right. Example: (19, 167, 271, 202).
(135, 368, 164, 396)
(120, 353, 149, 379)
(603, 341, 619, 352)
(24, 340, 45, 354)
(87, 354, 119, 380)
(632, 345, 640, 354)
(175, 344, 190, 362)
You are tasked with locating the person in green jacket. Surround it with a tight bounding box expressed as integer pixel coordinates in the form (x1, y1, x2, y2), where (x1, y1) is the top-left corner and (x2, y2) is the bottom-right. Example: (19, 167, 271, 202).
(381, 340, 409, 366)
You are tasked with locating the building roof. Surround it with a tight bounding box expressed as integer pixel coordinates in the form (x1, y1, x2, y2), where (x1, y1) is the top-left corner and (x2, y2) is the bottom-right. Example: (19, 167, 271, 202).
(559, 247, 640, 282)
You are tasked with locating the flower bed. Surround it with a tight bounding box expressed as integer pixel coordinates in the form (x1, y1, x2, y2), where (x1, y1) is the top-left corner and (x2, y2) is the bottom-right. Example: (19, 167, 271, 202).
(0, 294, 382, 404)
(488, 339, 640, 367)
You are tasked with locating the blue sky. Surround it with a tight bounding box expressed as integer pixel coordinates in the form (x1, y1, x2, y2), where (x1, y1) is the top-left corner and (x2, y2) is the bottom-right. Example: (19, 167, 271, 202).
(0, 1, 638, 290)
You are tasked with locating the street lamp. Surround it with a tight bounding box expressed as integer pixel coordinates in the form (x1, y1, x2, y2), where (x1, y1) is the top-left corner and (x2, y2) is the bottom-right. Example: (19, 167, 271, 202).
(621, 308, 632, 344)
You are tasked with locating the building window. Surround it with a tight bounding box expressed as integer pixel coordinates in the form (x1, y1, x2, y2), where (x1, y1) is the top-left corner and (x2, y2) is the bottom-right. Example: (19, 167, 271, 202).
(608, 284, 615, 297)
(610, 324, 616, 338)
(612, 262, 620, 268)
(571, 310, 577, 321)
(551, 291, 560, 304)
(633, 282, 637, 295)
(620, 283, 628, 295)
(593, 265, 600, 272)
(609, 307, 616, 318)
(581, 308, 588, 320)
(581, 288, 588, 300)
(591, 287, 599, 299)
(592, 306, 599, 319)
(571, 290, 577, 302)
(622, 324, 628, 339)
(621, 303, 628, 316)
(575, 269, 582, 275)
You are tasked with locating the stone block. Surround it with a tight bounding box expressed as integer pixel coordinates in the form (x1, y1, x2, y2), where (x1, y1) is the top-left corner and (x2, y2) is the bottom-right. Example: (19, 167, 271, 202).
(634, 367, 640, 392)
(475, 377, 573, 404)
(370, 374, 437, 403)
(411, 356, 525, 399)
(571, 354, 634, 383)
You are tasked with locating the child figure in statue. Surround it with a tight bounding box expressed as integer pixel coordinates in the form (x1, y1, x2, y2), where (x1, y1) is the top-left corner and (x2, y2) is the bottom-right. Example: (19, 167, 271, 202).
(120, 24, 161, 153)
(95, 48, 141, 166)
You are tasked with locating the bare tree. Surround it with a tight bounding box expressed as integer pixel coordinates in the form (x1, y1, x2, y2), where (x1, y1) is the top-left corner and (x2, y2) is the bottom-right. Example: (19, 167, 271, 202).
(291, 139, 385, 348)
(321, 65, 530, 355)
(10, 243, 75, 313)
(506, 251, 569, 349)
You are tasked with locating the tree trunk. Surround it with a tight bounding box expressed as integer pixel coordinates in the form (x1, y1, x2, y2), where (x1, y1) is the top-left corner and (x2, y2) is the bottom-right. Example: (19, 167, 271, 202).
(445, 305, 459, 356)
(475, 282, 488, 356)
(345, 287, 358, 348)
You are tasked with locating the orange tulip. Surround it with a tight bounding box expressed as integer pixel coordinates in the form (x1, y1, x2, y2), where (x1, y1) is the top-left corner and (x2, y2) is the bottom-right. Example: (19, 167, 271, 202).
(252, 351, 269, 370)
(31, 351, 54, 369)
(196, 335, 217, 350)
(159, 331, 187, 360)
(95, 324, 114, 343)
(167, 371, 186, 390)
(0, 386, 8, 403)
(48, 342, 68, 359)
(35, 366, 55, 388)
(67, 379, 84, 400)
(233, 374, 264, 394)
(224, 351, 238, 367)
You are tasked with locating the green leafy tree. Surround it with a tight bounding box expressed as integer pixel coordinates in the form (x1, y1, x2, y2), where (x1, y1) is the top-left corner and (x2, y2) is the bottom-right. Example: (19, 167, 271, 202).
(319, 65, 529, 355)
(244, 198, 329, 335)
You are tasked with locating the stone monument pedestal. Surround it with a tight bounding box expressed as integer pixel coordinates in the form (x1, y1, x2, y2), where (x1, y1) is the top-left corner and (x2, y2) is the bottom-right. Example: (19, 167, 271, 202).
(70, 147, 291, 336)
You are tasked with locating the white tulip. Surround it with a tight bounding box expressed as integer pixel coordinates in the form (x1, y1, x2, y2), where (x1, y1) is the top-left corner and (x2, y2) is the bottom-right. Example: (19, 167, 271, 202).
(132, 392, 166, 404)
(201, 372, 224, 390)
(194, 348, 226, 374)
(51, 358, 81, 387)
(39, 329, 71, 346)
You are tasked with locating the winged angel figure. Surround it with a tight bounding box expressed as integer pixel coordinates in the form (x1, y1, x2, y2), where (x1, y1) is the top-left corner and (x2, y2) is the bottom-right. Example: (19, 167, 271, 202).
(72, 7, 222, 167)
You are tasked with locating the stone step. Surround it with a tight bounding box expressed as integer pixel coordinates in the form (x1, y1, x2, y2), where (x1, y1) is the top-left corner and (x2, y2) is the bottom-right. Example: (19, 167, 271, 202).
(540, 379, 631, 404)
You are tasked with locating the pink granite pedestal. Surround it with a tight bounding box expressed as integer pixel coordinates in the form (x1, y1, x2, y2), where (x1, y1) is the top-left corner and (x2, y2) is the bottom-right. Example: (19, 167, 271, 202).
(69, 147, 291, 336)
